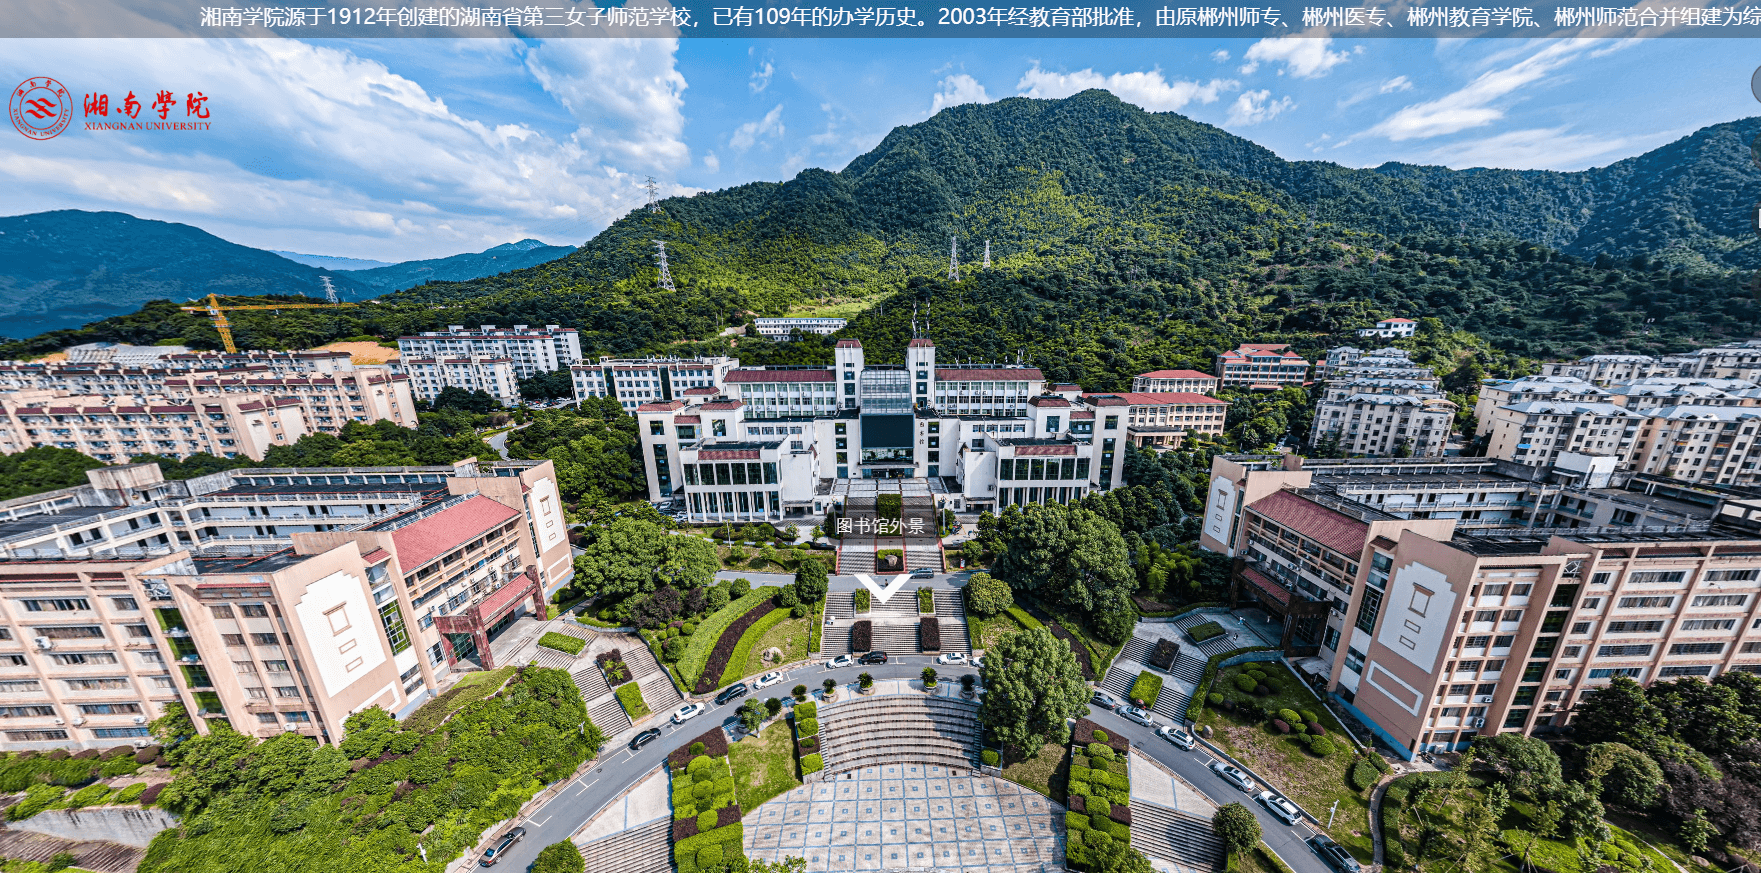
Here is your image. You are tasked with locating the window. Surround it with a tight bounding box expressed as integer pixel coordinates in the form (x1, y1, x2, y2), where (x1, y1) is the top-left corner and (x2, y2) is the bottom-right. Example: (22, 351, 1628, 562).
(51, 653, 117, 666)
(1627, 570, 1686, 584)
(209, 605, 234, 618)
(0, 680, 41, 693)
(1356, 589, 1383, 634)
(233, 661, 257, 674)
(274, 686, 301, 698)
(1464, 635, 1492, 648)
(1618, 596, 1674, 609)
(92, 728, 151, 739)
(250, 633, 280, 646)
(1606, 620, 1665, 633)
(1589, 667, 1644, 679)
(22, 599, 89, 612)
(1562, 645, 1583, 658)
(1345, 647, 1366, 674)
(1692, 594, 1749, 608)
(1659, 665, 1716, 678)
(222, 634, 245, 646)
(263, 660, 290, 673)
(239, 604, 270, 618)
(64, 678, 128, 691)
(649, 420, 663, 435)
(78, 703, 141, 715)
(1597, 644, 1654, 657)
(5, 730, 68, 742)
(1493, 635, 1516, 649)
(33, 626, 104, 639)
(1571, 622, 1591, 634)
(1681, 619, 1736, 631)
(111, 596, 138, 611)
(1669, 642, 1726, 656)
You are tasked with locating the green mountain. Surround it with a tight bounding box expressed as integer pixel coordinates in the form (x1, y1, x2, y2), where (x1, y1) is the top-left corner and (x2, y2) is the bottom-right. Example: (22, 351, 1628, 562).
(341, 239, 577, 293)
(0, 210, 382, 338)
(5, 92, 1758, 382)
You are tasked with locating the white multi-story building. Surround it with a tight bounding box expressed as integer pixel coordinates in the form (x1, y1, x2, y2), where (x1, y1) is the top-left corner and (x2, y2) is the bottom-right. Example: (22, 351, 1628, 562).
(1356, 317, 1418, 338)
(1312, 347, 1455, 457)
(1129, 369, 1219, 395)
(569, 356, 738, 412)
(0, 392, 311, 463)
(1216, 343, 1311, 389)
(396, 325, 582, 380)
(752, 317, 847, 340)
(397, 356, 520, 407)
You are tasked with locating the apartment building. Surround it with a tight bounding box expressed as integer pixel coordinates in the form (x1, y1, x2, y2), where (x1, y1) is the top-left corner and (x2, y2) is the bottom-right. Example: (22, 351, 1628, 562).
(1200, 452, 1761, 758)
(570, 356, 739, 412)
(1357, 317, 1418, 338)
(1130, 369, 1219, 395)
(752, 317, 847, 340)
(0, 392, 311, 463)
(1473, 377, 1609, 424)
(0, 458, 572, 751)
(1538, 354, 1678, 386)
(1624, 406, 1761, 486)
(398, 355, 520, 407)
(1311, 347, 1455, 457)
(632, 339, 1154, 521)
(1083, 392, 1227, 449)
(1216, 343, 1311, 389)
(397, 324, 583, 379)
(1602, 378, 1758, 412)
(63, 343, 191, 366)
(1482, 401, 1647, 471)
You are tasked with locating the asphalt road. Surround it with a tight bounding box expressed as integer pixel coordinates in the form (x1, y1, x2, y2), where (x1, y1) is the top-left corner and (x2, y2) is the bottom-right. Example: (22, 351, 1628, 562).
(483, 570, 1340, 873)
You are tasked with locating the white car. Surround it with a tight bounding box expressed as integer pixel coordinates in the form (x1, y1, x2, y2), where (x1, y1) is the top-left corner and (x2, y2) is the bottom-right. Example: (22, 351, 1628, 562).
(1210, 761, 1256, 793)
(1156, 725, 1196, 750)
(753, 671, 783, 690)
(1119, 706, 1155, 728)
(828, 654, 853, 668)
(1256, 791, 1302, 825)
(671, 703, 703, 724)
(936, 653, 968, 665)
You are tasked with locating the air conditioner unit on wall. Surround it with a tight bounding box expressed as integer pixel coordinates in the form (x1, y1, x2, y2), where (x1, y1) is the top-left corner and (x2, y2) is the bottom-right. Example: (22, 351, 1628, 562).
(133, 716, 146, 725)
(34, 637, 52, 650)
(1478, 695, 1494, 703)
(71, 717, 84, 726)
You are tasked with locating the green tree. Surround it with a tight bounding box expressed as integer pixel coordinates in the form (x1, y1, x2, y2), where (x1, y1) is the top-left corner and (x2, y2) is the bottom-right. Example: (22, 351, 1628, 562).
(1648, 676, 1761, 756)
(1458, 782, 1509, 873)
(794, 559, 829, 604)
(1088, 838, 1155, 873)
(1571, 676, 1662, 748)
(532, 841, 584, 873)
(518, 369, 576, 402)
(433, 386, 499, 412)
(963, 571, 1012, 616)
(0, 446, 105, 500)
(1678, 808, 1716, 854)
(1211, 802, 1261, 857)
(976, 626, 1087, 752)
(573, 517, 718, 598)
(1582, 742, 1664, 810)
(991, 504, 1135, 642)
(1470, 733, 1562, 804)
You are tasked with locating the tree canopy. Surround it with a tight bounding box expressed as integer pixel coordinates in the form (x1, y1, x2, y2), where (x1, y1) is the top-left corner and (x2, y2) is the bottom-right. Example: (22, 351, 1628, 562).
(976, 626, 1088, 752)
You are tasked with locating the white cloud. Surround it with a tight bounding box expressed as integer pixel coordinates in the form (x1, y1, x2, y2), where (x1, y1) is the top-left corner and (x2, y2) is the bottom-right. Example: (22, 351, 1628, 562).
(524, 37, 689, 169)
(931, 74, 991, 113)
(730, 104, 785, 150)
(1361, 41, 1598, 141)
(1015, 63, 1235, 112)
(1211, 49, 1231, 62)
(703, 151, 721, 172)
(1239, 36, 1352, 78)
(750, 59, 775, 94)
(1416, 127, 1639, 170)
(1226, 90, 1296, 126)
(1379, 76, 1413, 94)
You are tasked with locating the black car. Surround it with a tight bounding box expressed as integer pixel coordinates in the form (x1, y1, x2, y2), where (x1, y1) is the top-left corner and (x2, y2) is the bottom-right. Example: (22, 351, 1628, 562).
(1307, 835, 1362, 873)
(628, 728, 662, 751)
(479, 826, 525, 866)
(715, 682, 749, 705)
(857, 651, 888, 665)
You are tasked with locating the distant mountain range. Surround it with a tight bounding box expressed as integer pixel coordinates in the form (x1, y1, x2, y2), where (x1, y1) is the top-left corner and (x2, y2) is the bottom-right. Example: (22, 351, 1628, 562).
(0, 211, 577, 338)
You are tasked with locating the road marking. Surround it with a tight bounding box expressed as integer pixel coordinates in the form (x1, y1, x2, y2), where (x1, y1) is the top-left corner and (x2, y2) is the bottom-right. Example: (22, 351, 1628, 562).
(573, 778, 598, 795)
(530, 815, 551, 827)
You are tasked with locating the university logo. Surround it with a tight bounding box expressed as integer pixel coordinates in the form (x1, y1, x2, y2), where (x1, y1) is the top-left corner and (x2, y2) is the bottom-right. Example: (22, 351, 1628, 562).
(10, 77, 72, 140)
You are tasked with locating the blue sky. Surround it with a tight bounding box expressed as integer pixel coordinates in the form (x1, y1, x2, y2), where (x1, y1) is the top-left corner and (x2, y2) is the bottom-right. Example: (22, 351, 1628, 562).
(1, 35, 1756, 261)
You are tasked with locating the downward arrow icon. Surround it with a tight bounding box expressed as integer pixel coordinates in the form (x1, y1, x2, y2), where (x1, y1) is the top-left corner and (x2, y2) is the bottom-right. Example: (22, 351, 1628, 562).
(853, 573, 914, 604)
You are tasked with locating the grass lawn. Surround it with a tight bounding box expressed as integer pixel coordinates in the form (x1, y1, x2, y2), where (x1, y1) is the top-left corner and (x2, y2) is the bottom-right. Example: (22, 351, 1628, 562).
(1604, 811, 1700, 871)
(742, 611, 817, 677)
(998, 742, 1070, 801)
(614, 681, 650, 720)
(402, 666, 516, 732)
(1227, 844, 1296, 873)
(968, 608, 1033, 653)
(729, 721, 802, 811)
(537, 632, 586, 655)
(1194, 665, 1373, 863)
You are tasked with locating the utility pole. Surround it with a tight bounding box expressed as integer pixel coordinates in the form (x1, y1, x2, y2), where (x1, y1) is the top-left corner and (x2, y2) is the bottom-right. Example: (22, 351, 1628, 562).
(654, 240, 675, 292)
(1328, 800, 1338, 828)
(948, 236, 960, 282)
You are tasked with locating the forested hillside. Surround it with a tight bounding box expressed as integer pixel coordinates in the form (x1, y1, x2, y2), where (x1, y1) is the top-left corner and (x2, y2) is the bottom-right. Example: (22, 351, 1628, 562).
(4, 91, 1757, 378)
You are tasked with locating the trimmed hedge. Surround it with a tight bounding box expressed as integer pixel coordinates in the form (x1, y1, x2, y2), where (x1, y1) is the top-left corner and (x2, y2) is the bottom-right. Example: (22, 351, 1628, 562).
(676, 589, 779, 691)
(718, 607, 790, 686)
(981, 749, 999, 767)
(850, 620, 872, 652)
(537, 632, 586, 656)
(917, 587, 934, 614)
(920, 617, 941, 651)
(1146, 638, 1179, 671)
(801, 753, 823, 774)
(614, 681, 650, 719)
(794, 701, 817, 719)
(1071, 719, 1128, 753)
(853, 589, 870, 612)
(668, 729, 730, 770)
(796, 717, 820, 737)
(692, 596, 781, 694)
(1348, 759, 1379, 792)
(1186, 621, 1226, 642)
(1129, 671, 1163, 709)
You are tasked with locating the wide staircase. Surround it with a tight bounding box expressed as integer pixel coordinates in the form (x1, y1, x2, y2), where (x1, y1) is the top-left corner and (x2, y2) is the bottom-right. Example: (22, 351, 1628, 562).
(637, 672, 683, 712)
(837, 538, 876, 574)
(590, 696, 632, 734)
(819, 695, 981, 774)
(931, 590, 972, 654)
(572, 666, 610, 701)
(576, 817, 670, 873)
(1174, 612, 1242, 658)
(1112, 634, 1206, 720)
(904, 537, 944, 571)
(1130, 801, 1225, 872)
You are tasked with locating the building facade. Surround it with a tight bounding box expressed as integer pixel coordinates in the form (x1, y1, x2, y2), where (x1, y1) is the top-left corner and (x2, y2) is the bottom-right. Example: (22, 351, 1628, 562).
(1357, 317, 1418, 338)
(569, 356, 738, 412)
(1215, 343, 1311, 389)
(1130, 370, 1219, 395)
(397, 355, 520, 407)
(752, 317, 847, 340)
(1311, 347, 1455, 457)
(396, 325, 583, 380)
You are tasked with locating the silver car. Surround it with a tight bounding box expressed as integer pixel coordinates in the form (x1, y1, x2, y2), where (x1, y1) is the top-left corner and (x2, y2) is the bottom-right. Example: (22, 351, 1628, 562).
(1256, 790, 1301, 825)
(1119, 706, 1155, 728)
(1156, 725, 1196, 750)
(1210, 761, 1256, 792)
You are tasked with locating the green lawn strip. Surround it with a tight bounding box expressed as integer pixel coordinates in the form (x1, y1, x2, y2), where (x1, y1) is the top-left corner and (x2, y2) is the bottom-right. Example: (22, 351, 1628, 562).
(741, 611, 816, 677)
(402, 665, 517, 732)
(613, 681, 650, 720)
(728, 721, 802, 812)
(1186, 621, 1226, 642)
(676, 589, 778, 689)
(969, 608, 1032, 653)
(998, 742, 1070, 800)
(1195, 666, 1370, 862)
(1129, 671, 1163, 709)
(719, 608, 791, 686)
(537, 632, 586, 655)
(1604, 810, 1699, 871)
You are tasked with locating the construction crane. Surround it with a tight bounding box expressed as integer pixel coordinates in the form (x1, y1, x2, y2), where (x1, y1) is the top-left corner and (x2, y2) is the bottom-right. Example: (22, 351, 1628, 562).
(179, 293, 357, 353)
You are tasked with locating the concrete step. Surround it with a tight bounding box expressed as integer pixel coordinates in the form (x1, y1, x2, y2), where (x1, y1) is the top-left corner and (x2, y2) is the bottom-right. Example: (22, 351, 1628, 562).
(1175, 613, 1242, 657)
(839, 550, 875, 574)
(623, 642, 663, 679)
(590, 696, 632, 735)
(1102, 667, 1139, 701)
(1130, 800, 1225, 872)
(576, 817, 671, 873)
(572, 666, 610, 701)
(870, 624, 918, 653)
(819, 623, 851, 656)
(1171, 652, 1207, 686)
(638, 672, 683, 712)
(1123, 638, 1155, 664)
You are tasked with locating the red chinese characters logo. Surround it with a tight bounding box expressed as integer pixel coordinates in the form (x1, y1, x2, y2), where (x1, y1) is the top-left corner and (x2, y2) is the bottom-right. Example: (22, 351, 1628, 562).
(10, 77, 72, 140)
(82, 87, 215, 132)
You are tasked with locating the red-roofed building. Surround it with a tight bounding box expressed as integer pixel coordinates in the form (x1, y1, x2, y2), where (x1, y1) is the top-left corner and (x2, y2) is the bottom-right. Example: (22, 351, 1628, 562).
(1130, 369, 1219, 395)
(1216, 343, 1311, 389)
(1080, 392, 1227, 449)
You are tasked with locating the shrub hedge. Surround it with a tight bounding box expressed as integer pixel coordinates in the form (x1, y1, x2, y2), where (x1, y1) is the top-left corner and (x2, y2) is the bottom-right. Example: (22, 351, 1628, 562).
(717, 607, 790, 686)
(692, 596, 782, 694)
(801, 754, 823, 774)
(853, 589, 870, 612)
(850, 620, 872, 652)
(614, 682, 650, 719)
(794, 701, 817, 719)
(1129, 671, 1163, 709)
(1348, 760, 1379, 792)
(917, 587, 934, 614)
(981, 750, 999, 767)
(537, 632, 586, 656)
(920, 617, 941, 651)
(1186, 621, 1226, 642)
(1183, 647, 1280, 723)
(796, 718, 819, 737)
(675, 589, 779, 691)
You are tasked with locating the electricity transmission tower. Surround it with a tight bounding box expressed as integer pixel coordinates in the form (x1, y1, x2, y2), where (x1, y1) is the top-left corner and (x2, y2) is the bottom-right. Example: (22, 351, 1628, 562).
(320, 276, 338, 303)
(982, 241, 991, 269)
(644, 176, 662, 213)
(654, 240, 675, 291)
(948, 236, 960, 282)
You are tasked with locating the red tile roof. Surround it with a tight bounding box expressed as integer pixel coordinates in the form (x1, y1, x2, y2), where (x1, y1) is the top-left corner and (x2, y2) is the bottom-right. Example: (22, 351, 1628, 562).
(835, 340, 862, 348)
(1029, 397, 1069, 408)
(1071, 411, 1095, 420)
(682, 387, 720, 396)
(675, 415, 701, 424)
(699, 401, 743, 410)
(935, 368, 1044, 381)
(1012, 444, 1077, 456)
(361, 549, 390, 564)
(699, 449, 762, 460)
(1084, 395, 1130, 407)
(725, 369, 834, 383)
(391, 496, 520, 573)
(907, 339, 935, 348)
(1383, 318, 1415, 323)
(1083, 392, 1225, 406)
(1136, 369, 1216, 380)
(636, 400, 687, 412)
(1247, 490, 1369, 557)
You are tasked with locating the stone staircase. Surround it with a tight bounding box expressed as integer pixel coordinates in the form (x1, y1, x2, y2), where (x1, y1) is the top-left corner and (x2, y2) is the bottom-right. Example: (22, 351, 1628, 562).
(623, 641, 663, 678)
(838, 537, 876, 574)
(870, 623, 919, 654)
(637, 672, 683, 712)
(819, 622, 850, 657)
(1175, 613, 1242, 658)
(1169, 650, 1207, 686)
(590, 696, 632, 735)
(575, 817, 671, 873)
(1130, 801, 1225, 872)
(904, 537, 943, 571)
(1101, 667, 1140, 702)
(931, 590, 972, 654)
(572, 666, 610, 701)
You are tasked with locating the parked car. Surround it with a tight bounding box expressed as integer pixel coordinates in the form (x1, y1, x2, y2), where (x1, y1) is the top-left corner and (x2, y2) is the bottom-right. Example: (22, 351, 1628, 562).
(479, 826, 525, 866)
(1090, 690, 1121, 710)
(858, 651, 888, 665)
(715, 683, 748, 705)
(828, 654, 853, 668)
(753, 671, 783, 690)
(672, 703, 703, 724)
(1307, 835, 1362, 873)
(628, 728, 662, 751)
(911, 567, 935, 578)
(1257, 790, 1302, 825)
(936, 653, 968, 665)
(1155, 725, 1196, 750)
(1210, 761, 1256, 793)
(969, 656, 983, 671)
(1119, 706, 1155, 727)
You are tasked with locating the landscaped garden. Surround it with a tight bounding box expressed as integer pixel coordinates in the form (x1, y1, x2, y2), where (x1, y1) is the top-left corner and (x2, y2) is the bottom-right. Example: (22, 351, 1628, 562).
(1129, 671, 1163, 709)
(537, 631, 586, 656)
(614, 681, 650, 720)
(667, 729, 747, 873)
(664, 588, 777, 691)
(997, 742, 1070, 802)
(790, 702, 822, 775)
(737, 608, 820, 677)
(728, 721, 802, 812)
(967, 605, 1041, 653)
(1064, 719, 1133, 870)
(1193, 663, 1374, 862)
(402, 664, 517, 732)
(1185, 621, 1226, 643)
(717, 606, 790, 686)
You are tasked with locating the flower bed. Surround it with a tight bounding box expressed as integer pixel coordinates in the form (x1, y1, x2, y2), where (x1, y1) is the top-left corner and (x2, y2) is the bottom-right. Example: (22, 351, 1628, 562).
(1071, 718, 1129, 754)
(1186, 621, 1226, 643)
(1146, 638, 1179, 671)
(920, 617, 941, 651)
(669, 748, 746, 873)
(596, 649, 630, 684)
(850, 619, 872, 652)
(1067, 720, 1132, 870)
(717, 608, 790, 687)
(537, 632, 586, 656)
(918, 587, 935, 614)
(1129, 671, 1163, 709)
(668, 728, 731, 769)
(691, 595, 780, 694)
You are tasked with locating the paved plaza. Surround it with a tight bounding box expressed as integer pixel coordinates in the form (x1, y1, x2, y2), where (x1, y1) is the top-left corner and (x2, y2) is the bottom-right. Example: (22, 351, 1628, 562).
(743, 763, 1067, 872)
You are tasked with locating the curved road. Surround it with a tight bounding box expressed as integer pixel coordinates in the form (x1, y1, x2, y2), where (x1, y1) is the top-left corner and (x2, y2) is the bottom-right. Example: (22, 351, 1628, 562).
(484, 575, 1340, 873)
